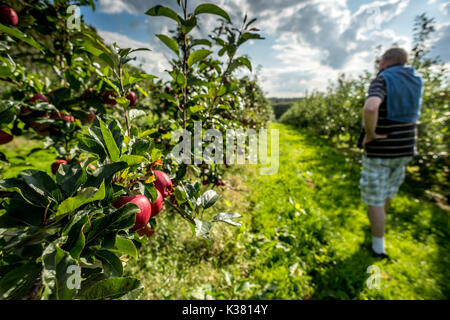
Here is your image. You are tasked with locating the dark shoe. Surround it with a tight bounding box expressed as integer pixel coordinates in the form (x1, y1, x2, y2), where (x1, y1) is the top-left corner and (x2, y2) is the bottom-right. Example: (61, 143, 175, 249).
(371, 251, 390, 260)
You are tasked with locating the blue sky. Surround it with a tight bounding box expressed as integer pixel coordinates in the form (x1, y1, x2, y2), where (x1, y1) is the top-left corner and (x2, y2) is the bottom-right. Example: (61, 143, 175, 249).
(80, 0, 450, 97)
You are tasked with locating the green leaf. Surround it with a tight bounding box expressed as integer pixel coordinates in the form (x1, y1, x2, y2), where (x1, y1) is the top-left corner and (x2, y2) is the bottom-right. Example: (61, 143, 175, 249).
(99, 119, 121, 162)
(80, 40, 103, 56)
(191, 39, 212, 48)
(96, 250, 123, 277)
(112, 236, 138, 260)
(115, 97, 130, 107)
(0, 262, 42, 300)
(0, 23, 44, 51)
(237, 56, 252, 72)
(187, 49, 212, 68)
(181, 15, 197, 34)
(56, 181, 106, 216)
(138, 182, 157, 203)
(0, 54, 16, 77)
(128, 74, 157, 86)
(56, 164, 88, 197)
(78, 137, 108, 162)
(102, 78, 120, 94)
(174, 185, 188, 204)
(138, 129, 157, 139)
(0, 178, 49, 207)
(217, 85, 227, 97)
(200, 190, 220, 209)
(130, 139, 151, 156)
(81, 277, 142, 300)
(99, 53, 116, 69)
(85, 203, 138, 244)
(194, 219, 212, 242)
(119, 154, 145, 167)
(0, 199, 43, 227)
(194, 4, 232, 23)
(169, 71, 187, 88)
(85, 162, 128, 188)
(156, 34, 179, 56)
(62, 211, 89, 259)
(146, 5, 182, 24)
(189, 105, 204, 113)
(41, 238, 79, 300)
(158, 92, 178, 105)
(129, 109, 146, 122)
(1, 226, 57, 253)
(55, 247, 79, 300)
(19, 169, 63, 203)
(238, 32, 264, 46)
(151, 148, 162, 162)
(212, 212, 242, 227)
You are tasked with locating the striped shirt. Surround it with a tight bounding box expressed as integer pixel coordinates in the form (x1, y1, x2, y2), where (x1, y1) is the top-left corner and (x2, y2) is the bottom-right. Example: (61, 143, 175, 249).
(358, 73, 418, 158)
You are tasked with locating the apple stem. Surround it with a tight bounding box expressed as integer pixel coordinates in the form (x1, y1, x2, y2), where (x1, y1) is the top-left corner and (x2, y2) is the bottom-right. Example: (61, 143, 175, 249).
(165, 198, 195, 224)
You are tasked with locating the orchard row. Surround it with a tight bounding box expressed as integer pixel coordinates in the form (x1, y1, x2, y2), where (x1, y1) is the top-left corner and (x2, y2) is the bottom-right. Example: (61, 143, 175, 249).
(0, 0, 271, 300)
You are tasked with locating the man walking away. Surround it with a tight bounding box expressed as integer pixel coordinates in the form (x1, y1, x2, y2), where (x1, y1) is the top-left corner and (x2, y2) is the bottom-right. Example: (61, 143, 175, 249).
(358, 47, 424, 258)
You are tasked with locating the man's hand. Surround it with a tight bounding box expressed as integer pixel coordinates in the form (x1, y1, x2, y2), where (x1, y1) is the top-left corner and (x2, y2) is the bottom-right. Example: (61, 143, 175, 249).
(362, 133, 388, 149)
(362, 96, 385, 149)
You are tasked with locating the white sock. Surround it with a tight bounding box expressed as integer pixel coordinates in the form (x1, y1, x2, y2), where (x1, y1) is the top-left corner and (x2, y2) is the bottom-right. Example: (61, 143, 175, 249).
(372, 236, 385, 254)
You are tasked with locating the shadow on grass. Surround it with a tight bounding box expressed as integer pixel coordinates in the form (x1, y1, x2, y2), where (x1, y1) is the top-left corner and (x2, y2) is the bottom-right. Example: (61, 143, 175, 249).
(281, 123, 450, 298)
(310, 246, 377, 300)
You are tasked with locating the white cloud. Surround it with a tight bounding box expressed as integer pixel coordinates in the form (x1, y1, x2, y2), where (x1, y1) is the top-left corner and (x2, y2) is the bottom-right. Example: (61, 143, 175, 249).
(93, 0, 447, 97)
(258, 0, 411, 96)
(442, 1, 450, 15)
(97, 0, 136, 14)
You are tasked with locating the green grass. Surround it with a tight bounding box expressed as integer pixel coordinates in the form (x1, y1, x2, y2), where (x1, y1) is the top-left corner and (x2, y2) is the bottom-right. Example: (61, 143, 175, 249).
(127, 123, 449, 300)
(1, 124, 448, 300)
(0, 135, 57, 179)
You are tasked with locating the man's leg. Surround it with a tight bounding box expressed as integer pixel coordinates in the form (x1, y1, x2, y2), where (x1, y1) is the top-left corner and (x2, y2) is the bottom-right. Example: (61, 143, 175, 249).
(385, 198, 391, 211)
(368, 205, 385, 237)
(360, 156, 390, 255)
(368, 205, 386, 254)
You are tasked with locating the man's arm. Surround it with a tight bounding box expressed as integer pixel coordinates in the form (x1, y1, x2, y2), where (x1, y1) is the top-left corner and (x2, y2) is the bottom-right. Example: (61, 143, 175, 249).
(362, 96, 387, 148)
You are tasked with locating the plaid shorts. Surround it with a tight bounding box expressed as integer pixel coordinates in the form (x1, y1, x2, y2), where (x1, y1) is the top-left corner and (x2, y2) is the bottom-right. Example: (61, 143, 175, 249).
(359, 155, 413, 206)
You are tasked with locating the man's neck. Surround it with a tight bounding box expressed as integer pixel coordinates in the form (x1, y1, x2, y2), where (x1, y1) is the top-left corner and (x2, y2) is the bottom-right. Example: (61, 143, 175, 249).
(378, 63, 405, 75)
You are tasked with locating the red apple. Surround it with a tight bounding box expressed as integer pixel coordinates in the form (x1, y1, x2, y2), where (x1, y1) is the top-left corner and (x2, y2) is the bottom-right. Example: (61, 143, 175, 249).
(215, 180, 226, 186)
(52, 112, 74, 122)
(126, 91, 137, 107)
(102, 91, 117, 105)
(151, 189, 163, 217)
(51, 160, 68, 174)
(81, 110, 96, 124)
(153, 170, 173, 198)
(0, 130, 13, 145)
(0, 5, 18, 26)
(113, 195, 152, 232)
(29, 94, 49, 104)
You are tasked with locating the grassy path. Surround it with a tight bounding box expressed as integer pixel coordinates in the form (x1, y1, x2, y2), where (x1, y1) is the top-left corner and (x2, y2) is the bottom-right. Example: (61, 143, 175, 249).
(239, 123, 449, 299)
(131, 122, 449, 300)
(2, 125, 448, 299)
